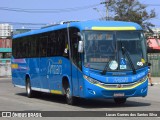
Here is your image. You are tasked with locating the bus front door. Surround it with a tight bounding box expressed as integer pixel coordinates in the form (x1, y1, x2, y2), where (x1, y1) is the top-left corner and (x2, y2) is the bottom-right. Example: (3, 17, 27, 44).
(71, 40, 82, 97)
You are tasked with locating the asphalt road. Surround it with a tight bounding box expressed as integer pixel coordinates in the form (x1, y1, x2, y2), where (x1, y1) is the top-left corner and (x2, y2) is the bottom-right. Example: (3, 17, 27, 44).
(0, 77, 160, 120)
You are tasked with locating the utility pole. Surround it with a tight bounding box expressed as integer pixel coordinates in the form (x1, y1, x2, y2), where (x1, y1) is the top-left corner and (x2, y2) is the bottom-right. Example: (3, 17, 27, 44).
(101, 0, 110, 20)
(106, 0, 109, 20)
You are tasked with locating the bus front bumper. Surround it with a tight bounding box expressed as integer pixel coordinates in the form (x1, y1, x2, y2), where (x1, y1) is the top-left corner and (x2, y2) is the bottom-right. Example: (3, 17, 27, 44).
(83, 77, 148, 99)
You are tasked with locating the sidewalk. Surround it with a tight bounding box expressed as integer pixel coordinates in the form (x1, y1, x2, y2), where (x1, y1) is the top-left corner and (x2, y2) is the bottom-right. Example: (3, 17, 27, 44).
(152, 77, 160, 85)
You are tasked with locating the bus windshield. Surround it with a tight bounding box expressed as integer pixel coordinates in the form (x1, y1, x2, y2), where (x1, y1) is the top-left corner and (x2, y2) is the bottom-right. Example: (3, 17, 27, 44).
(84, 31, 147, 71)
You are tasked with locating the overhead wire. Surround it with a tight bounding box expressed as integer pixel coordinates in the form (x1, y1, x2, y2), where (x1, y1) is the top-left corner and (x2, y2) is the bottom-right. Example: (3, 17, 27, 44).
(0, 3, 159, 28)
(0, 4, 100, 13)
(0, 21, 46, 25)
(0, 28, 39, 30)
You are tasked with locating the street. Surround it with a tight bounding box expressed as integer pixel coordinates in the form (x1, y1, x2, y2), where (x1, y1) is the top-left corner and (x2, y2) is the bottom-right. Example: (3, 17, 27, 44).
(0, 77, 160, 120)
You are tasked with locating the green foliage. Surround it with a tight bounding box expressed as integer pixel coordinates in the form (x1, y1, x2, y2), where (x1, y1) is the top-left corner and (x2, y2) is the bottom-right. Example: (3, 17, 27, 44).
(108, 0, 156, 29)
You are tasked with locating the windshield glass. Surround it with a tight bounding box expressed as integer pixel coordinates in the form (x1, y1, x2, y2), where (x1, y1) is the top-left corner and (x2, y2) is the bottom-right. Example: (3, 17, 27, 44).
(117, 31, 147, 71)
(84, 31, 147, 71)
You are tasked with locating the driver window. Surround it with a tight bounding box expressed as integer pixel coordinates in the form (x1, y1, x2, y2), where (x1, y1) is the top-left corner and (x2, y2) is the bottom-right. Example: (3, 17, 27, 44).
(70, 28, 81, 69)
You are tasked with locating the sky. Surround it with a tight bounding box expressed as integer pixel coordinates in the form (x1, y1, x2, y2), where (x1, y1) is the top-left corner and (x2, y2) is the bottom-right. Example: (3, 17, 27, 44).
(0, 0, 160, 29)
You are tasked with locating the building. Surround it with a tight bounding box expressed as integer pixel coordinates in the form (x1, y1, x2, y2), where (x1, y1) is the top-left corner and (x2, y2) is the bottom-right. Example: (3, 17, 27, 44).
(146, 27, 160, 76)
(149, 28, 160, 38)
(0, 23, 12, 76)
(0, 24, 13, 38)
(147, 28, 160, 52)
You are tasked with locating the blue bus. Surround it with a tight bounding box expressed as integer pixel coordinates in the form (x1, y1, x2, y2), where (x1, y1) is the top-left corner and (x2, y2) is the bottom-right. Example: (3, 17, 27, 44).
(12, 20, 149, 105)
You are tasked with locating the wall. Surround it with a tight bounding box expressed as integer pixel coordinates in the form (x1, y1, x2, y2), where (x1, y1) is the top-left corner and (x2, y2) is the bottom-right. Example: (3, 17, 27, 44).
(0, 60, 11, 76)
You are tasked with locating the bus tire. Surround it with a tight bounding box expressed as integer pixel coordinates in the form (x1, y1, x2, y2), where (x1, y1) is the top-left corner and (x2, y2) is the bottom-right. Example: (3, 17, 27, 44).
(114, 98, 127, 104)
(26, 78, 34, 98)
(65, 86, 75, 105)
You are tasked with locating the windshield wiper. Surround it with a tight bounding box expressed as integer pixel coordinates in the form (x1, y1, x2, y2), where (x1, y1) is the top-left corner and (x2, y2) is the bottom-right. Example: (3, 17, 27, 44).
(121, 45, 136, 74)
(101, 43, 136, 75)
(101, 62, 109, 75)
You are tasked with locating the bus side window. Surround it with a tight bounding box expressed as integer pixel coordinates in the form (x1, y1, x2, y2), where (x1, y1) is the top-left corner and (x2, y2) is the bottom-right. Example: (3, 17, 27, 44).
(29, 36, 37, 57)
(57, 31, 64, 56)
(70, 28, 82, 70)
(39, 36, 48, 57)
(48, 32, 57, 56)
(63, 43, 69, 57)
(63, 30, 69, 58)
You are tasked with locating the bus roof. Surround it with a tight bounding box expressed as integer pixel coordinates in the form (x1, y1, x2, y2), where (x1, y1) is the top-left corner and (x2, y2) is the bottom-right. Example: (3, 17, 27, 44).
(13, 20, 143, 39)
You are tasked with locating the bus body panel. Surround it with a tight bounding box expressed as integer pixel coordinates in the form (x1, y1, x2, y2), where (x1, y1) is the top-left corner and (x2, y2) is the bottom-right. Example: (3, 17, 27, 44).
(12, 59, 28, 87)
(12, 20, 148, 103)
(47, 57, 71, 93)
(81, 67, 148, 99)
(71, 64, 80, 96)
(28, 58, 41, 88)
(39, 58, 49, 90)
(12, 57, 72, 93)
(84, 79, 148, 99)
(71, 64, 85, 97)
(83, 76, 148, 99)
(83, 67, 148, 84)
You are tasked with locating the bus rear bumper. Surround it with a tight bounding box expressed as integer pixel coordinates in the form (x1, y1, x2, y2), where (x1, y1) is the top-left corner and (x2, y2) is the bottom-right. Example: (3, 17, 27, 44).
(84, 79, 148, 99)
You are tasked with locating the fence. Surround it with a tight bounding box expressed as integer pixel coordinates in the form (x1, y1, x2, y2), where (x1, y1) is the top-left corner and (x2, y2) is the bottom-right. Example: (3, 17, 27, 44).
(148, 53, 160, 77)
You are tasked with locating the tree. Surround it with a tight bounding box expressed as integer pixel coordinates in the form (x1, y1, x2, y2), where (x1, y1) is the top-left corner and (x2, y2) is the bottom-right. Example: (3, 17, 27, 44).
(108, 0, 156, 29)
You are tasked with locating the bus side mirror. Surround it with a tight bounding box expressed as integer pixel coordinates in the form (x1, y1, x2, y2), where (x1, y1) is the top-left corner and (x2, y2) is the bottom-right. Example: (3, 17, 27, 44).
(78, 41, 84, 53)
(77, 32, 83, 41)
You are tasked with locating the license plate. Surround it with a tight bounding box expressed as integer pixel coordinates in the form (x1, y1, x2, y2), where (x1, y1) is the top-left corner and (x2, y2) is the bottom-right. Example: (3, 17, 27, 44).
(114, 93, 125, 97)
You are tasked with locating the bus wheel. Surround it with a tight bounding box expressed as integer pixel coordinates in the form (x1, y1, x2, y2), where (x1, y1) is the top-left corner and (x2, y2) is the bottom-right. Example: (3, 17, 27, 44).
(26, 78, 34, 98)
(65, 87, 75, 105)
(114, 98, 127, 104)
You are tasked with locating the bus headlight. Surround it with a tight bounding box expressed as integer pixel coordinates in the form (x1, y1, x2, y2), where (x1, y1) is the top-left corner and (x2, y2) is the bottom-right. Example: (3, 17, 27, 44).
(83, 75, 100, 84)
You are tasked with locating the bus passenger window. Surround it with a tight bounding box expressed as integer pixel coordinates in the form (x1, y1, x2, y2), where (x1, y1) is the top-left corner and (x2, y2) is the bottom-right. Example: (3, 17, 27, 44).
(39, 36, 48, 57)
